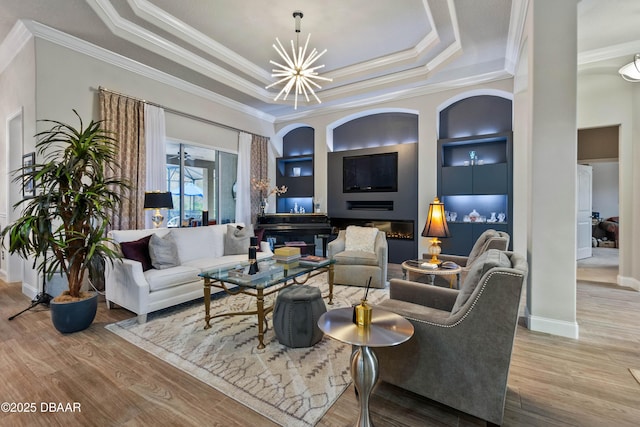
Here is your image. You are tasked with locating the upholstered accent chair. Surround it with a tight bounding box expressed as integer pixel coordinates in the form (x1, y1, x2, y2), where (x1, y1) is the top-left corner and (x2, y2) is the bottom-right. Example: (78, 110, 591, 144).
(327, 225, 388, 288)
(427, 229, 510, 284)
(375, 249, 528, 425)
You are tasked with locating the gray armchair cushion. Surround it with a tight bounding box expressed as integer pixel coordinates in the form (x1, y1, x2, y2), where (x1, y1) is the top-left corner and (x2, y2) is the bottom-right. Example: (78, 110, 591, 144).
(333, 250, 379, 266)
(450, 249, 511, 315)
(466, 229, 509, 265)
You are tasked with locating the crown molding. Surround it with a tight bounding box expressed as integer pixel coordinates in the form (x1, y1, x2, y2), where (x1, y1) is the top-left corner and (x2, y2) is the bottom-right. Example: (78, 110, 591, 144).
(579, 39, 640, 66)
(86, 0, 273, 102)
(21, 20, 275, 123)
(0, 20, 33, 74)
(274, 69, 511, 123)
(128, 0, 271, 84)
(504, 0, 529, 75)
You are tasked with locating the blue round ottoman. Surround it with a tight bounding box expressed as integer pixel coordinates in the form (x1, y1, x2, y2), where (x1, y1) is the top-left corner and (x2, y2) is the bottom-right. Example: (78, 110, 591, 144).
(273, 285, 327, 348)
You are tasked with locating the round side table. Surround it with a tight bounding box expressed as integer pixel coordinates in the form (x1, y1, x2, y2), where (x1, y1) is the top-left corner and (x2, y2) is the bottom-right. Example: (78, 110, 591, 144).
(318, 308, 414, 427)
(401, 260, 462, 289)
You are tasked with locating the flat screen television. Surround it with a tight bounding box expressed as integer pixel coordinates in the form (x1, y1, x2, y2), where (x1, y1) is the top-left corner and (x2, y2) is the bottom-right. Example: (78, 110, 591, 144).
(343, 152, 398, 193)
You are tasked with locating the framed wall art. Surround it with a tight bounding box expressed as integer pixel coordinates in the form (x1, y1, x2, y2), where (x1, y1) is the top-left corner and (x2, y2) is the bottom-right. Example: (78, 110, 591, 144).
(22, 152, 35, 199)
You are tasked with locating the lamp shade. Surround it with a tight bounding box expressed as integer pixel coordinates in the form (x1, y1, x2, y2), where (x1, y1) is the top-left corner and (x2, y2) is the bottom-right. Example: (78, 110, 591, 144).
(619, 54, 640, 82)
(422, 197, 450, 238)
(144, 191, 174, 210)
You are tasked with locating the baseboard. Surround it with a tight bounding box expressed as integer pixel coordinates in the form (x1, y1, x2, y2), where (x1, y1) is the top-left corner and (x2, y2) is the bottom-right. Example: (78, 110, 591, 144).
(21, 281, 38, 300)
(524, 307, 580, 339)
(618, 275, 640, 291)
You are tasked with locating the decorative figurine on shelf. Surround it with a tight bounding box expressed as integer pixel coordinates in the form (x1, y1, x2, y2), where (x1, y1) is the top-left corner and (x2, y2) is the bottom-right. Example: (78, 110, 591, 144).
(468, 209, 480, 222)
(498, 212, 507, 222)
(488, 212, 497, 223)
(248, 237, 260, 274)
(469, 150, 477, 166)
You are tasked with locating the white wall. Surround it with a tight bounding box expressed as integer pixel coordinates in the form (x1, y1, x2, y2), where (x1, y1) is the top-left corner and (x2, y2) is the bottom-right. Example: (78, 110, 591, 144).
(577, 72, 639, 289)
(590, 162, 619, 220)
(0, 37, 36, 287)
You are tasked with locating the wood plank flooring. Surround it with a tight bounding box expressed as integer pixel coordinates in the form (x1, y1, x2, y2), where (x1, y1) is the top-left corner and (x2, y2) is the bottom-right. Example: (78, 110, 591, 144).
(1, 260, 639, 426)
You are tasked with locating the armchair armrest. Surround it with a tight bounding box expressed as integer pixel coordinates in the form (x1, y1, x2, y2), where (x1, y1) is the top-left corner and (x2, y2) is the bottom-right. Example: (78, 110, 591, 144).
(389, 278, 458, 312)
(327, 231, 346, 258)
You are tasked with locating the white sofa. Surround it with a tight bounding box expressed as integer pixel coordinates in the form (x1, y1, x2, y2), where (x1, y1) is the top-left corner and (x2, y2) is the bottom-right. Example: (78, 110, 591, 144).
(105, 224, 272, 323)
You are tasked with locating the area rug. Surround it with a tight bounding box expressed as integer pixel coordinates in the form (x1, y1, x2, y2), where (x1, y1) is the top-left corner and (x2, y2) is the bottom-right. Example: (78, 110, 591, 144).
(106, 275, 388, 427)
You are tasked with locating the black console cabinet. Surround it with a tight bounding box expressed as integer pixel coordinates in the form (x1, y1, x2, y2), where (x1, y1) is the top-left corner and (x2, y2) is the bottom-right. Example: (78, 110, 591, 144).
(438, 132, 513, 255)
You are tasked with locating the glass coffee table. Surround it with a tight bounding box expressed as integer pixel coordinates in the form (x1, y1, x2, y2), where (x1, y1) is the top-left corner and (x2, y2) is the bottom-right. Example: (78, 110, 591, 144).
(200, 259, 334, 349)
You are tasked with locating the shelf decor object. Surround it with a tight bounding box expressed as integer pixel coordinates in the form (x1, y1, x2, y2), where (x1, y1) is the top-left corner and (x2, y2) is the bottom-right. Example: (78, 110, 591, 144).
(144, 191, 174, 228)
(421, 197, 451, 264)
(266, 10, 332, 109)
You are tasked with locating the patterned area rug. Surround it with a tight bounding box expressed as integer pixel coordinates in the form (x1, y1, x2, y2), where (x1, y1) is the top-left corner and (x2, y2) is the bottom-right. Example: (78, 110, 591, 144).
(106, 275, 388, 427)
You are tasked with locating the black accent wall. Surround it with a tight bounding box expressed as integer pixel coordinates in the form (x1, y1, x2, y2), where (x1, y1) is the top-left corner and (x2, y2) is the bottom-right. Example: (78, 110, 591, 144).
(327, 143, 419, 263)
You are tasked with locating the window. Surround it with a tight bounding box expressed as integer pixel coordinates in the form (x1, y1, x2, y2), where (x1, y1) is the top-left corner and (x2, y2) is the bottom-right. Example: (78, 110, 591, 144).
(165, 141, 237, 227)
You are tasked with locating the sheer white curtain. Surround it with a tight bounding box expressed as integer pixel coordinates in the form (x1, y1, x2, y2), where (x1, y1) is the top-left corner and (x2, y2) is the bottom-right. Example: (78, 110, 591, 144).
(145, 104, 167, 228)
(236, 132, 252, 226)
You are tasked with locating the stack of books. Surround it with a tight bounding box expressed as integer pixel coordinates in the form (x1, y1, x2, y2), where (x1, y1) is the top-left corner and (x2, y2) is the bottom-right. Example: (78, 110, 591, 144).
(274, 246, 301, 268)
(299, 255, 329, 266)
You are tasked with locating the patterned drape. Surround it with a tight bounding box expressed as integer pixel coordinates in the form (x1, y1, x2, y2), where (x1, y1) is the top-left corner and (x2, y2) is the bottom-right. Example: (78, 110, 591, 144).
(250, 135, 269, 224)
(99, 90, 146, 230)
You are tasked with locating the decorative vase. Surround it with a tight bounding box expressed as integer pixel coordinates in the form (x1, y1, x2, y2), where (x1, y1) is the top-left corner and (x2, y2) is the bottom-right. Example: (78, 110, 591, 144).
(259, 198, 268, 216)
(50, 292, 98, 334)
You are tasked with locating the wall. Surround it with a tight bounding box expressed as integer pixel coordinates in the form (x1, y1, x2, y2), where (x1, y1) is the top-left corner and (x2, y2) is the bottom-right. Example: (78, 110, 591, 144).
(2, 33, 276, 297)
(0, 37, 36, 286)
(591, 162, 619, 220)
(577, 72, 639, 289)
(275, 79, 515, 260)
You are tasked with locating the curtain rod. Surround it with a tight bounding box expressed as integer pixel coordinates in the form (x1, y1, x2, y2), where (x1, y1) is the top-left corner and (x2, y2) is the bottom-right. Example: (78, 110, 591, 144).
(95, 86, 260, 137)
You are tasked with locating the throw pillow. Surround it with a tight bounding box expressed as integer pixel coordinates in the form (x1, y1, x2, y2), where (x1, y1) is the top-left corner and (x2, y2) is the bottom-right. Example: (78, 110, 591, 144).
(224, 224, 254, 255)
(149, 232, 179, 270)
(120, 234, 153, 271)
(344, 225, 378, 253)
(450, 249, 511, 315)
(254, 227, 265, 252)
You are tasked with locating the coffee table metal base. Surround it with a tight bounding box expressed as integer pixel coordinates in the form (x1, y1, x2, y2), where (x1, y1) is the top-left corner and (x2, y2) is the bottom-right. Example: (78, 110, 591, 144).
(203, 264, 333, 349)
(351, 345, 378, 427)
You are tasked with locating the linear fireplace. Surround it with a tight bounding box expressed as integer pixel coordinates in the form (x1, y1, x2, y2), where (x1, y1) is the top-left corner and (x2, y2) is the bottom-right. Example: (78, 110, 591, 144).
(330, 218, 414, 241)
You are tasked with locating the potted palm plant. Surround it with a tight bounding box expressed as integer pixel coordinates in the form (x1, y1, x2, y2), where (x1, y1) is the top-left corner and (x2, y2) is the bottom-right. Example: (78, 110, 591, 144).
(1, 110, 129, 333)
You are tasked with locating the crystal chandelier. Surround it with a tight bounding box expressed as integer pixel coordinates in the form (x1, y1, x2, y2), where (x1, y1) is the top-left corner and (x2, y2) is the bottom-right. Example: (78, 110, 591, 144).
(266, 11, 332, 109)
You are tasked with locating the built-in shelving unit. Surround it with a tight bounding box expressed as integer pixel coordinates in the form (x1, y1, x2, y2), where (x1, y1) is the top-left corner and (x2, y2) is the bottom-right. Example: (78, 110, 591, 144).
(276, 127, 315, 213)
(438, 132, 513, 255)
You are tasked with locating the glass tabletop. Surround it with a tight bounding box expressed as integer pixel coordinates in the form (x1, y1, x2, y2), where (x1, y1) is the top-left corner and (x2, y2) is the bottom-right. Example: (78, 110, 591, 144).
(199, 258, 334, 289)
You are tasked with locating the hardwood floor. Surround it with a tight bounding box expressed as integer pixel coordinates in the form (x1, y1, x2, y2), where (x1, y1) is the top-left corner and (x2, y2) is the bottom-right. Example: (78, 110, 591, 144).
(1, 262, 640, 426)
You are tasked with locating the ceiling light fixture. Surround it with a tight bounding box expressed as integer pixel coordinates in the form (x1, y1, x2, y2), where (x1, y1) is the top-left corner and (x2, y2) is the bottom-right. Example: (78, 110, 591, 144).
(619, 54, 640, 82)
(266, 11, 332, 109)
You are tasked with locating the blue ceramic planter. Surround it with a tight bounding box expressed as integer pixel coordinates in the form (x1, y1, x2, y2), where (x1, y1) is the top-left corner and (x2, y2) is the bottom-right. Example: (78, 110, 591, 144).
(50, 292, 98, 334)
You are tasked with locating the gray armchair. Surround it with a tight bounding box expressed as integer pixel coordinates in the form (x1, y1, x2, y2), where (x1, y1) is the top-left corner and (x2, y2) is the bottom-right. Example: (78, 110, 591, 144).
(375, 249, 528, 425)
(327, 227, 388, 288)
(427, 229, 510, 284)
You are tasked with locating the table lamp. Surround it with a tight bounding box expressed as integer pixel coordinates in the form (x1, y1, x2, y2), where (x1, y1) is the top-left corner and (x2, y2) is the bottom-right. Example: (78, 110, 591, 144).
(144, 191, 174, 228)
(421, 196, 451, 264)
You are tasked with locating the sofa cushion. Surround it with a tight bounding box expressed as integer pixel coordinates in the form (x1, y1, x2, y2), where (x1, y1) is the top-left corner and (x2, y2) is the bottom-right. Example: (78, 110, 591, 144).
(345, 225, 378, 253)
(224, 224, 254, 255)
(170, 226, 220, 264)
(149, 232, 179, 270)
(120, 235, 153, 271)
(333, 250, 379, 266)
(451, 249, 511, 315)
(143, 265, 200, 291)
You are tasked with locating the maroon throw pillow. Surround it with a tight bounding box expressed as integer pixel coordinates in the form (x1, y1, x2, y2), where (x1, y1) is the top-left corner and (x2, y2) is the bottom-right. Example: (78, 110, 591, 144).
(254, 228, 266, 252)
(120, 235, 153, 271)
